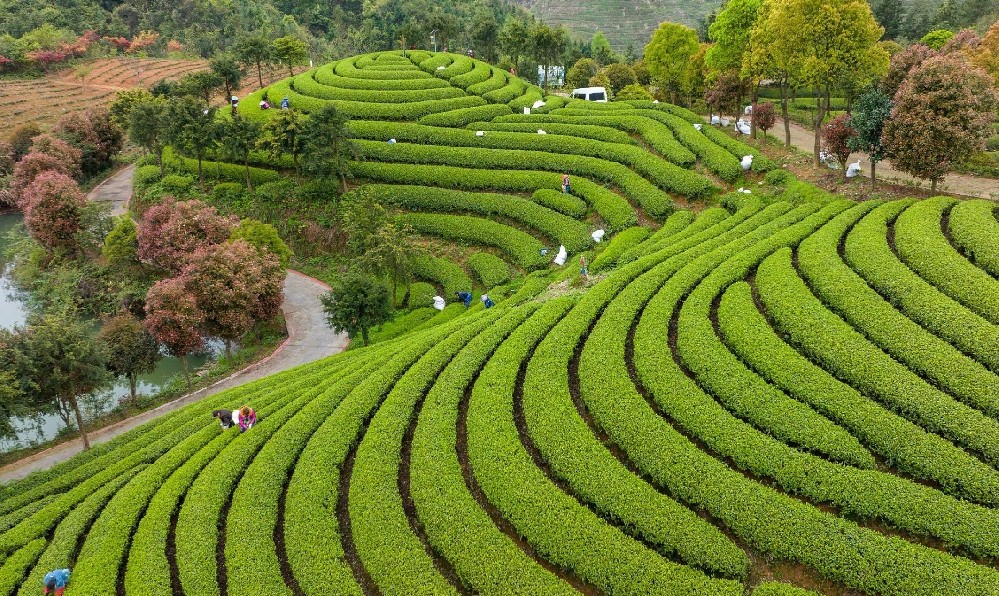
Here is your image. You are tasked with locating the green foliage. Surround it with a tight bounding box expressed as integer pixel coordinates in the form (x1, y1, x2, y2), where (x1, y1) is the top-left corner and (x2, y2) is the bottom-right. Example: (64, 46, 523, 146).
(272, 36, 307, 77)
(614, 84, 652, 101)
(229, 218, 292, 268)
(591, 226, 650, 271)
(530, 189, 587, 218)
(321, 270, 392, 346)
(300, 105, 356, 190)
(644, 22, 699, 100)
(949, 200, 999, 278)
(921, 28, 955, 49)
(97, 312, 160, 402)
(398, 213, 547, 270)
(101, 215, 139, 268)
(467, 252, 511, 287)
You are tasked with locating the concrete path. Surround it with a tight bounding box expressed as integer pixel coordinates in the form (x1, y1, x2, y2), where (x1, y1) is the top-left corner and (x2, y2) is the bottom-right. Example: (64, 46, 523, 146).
(1, 165, 349, 483)
(774, 118, 999, 200)
(86, 163, 134, 216)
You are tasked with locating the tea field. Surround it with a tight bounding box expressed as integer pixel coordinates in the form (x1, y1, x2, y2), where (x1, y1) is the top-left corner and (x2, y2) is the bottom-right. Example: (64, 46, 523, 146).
(2, 51, 998, 595)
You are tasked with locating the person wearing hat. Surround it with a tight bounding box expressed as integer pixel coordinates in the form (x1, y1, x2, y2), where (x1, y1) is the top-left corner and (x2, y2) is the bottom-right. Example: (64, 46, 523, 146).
(42, 569, 70, 595)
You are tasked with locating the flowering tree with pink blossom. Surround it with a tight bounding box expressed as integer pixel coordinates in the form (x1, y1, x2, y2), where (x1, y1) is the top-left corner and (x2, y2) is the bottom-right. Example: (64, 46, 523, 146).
(137, 198, 237, 274)
(20, 171, 87, 254)
(145, 277, 204, 387)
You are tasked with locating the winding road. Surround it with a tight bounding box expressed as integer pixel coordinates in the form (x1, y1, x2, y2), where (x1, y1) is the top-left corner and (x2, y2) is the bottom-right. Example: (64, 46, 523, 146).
(0, 167, 348, 483)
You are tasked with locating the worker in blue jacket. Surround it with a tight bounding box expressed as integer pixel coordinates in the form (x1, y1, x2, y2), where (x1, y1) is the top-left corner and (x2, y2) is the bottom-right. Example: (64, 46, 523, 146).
(43, 569, 70, 595)
(456, 291, 473, 308)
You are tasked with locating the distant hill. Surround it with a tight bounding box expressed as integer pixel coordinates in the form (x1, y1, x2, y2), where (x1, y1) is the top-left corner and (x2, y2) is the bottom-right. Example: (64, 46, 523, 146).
(514, 0, 725, 50)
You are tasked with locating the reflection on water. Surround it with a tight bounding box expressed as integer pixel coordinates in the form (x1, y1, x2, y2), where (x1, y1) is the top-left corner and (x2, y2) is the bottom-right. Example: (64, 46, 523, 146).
(0, 212, 219, 452)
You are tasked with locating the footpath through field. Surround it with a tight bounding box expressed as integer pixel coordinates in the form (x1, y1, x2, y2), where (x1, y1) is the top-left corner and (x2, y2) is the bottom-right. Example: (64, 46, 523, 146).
(0, 171, 349, 483)
(775, 118, 999, 200)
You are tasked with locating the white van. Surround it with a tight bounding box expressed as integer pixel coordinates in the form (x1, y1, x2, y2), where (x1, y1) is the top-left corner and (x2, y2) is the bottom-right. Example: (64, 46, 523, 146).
(570, 86, 608, 102)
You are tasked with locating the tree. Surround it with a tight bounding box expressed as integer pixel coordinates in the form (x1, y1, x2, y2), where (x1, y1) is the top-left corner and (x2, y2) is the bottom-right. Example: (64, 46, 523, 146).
(102, 215, 140, 269)
(881, 43, 936, 98)
(873, 0, 904, 40)
(0, 334, 28, 439)
(176, 70, 224, 105)
(8, 310, 110, 450)
(704, 72, 745, 119)
(940, 28, 981, 56)
(644, 22, 699, 103)
(531, 24, 567, 89)
(24, 134, 82, 178)
(273, 36, 307, 77)
(591, 32, 614, 66)
(128, 98, 170, 176)
(616, 84, 653, 100)
(973, 21, 999, 88)
(566, 58, 598, 89)
(361, 221, 421, 300)
(822, 115, 858, 178)
(427, 10, 459, 52)
(182, 239, 284, 356)
(235, 33, 273, 88)
(706, 0, 763, 73)
(210, 53, 245, 104)
(109, 88, 153, 128)
(471, 14, 500, 62)
(846, 87, 892, 187)
(53, 107, 123, 177)
(98, 312, 160, 402)
(145, 277, 204, 387)
(320, 270, 391, 346)
(883, 54, 998, 192)
(921, 29, 955, 49)
(20, 171, 87, 255)
(499, 17, 531, 74)
(230, 219, 293, 268)
(259, 108, 305, 179)
(9, 123, 41, 162)
(342, 189, 389, 258)
(602, 63, 638, 94)
(138, 198, 236, 274)
(749, 0, 888, 167)
(166, 97, 218, 184)
(300, 105, 357, 192)
(751, 102, 777, 142)
(216, 115, 261, 192)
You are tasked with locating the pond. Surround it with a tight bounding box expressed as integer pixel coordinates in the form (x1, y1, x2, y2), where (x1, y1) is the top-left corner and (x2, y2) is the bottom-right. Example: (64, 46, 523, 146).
(0, 212, 216, 451)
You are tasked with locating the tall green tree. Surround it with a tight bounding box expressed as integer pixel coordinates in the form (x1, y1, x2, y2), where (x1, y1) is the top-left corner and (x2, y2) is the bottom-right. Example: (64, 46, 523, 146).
(471, 14, 500, 62)
(258, 108, 305, 179)
(7, 310, 111, 450)
(166, 97, 218, 185)
(499, 17, 531, 74)
(590, 32, 614, 66)
(300, 105, 357, 192)
(873, 0, 904, 39)
(361, 221, 421, 300)
(234, 33, 274, 88)
(128, 98, 170, 175)
(273, 36, 307, 77)
(644, 22, 699, 103)
(531, 23, 567, 89)
(98, 312, 160, 403)
(176, 70, 224, 105)
(210, 53, 245, 104)
(216, 115, 261, 192)
(321, 270, 391, 346)
(749, 0, 888, 166)
(846, 87, 892, 187)
(707, 0, 763, 132)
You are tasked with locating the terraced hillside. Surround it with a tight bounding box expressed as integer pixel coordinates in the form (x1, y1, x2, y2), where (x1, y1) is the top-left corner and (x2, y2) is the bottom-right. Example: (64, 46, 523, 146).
(3, 51, 999, 595)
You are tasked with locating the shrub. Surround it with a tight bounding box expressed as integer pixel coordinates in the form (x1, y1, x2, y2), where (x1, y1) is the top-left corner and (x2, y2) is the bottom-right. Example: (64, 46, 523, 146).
(133, 165, 162, 189)
(467, 252, 511, 287)
(531, 189, 588, 218)
(591, 227, 651, 271)
(160, 174, 194, 195)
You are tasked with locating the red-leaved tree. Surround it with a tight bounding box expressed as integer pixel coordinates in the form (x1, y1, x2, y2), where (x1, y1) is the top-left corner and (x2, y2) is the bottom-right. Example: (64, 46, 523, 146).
(181, 239, 284, 357)
(751, 103, 777, 143)
(54, 108, 123, 177)
(137, 198, 237, 274)
(20, 171, 87, 254)
(28, 134, 83, 174)
(882, 54, 999, 192)
(881, 44, 936, 98)
(145, 277, 204, 387)
(822, 114, 858, 178)
(10, 153, 70, 202)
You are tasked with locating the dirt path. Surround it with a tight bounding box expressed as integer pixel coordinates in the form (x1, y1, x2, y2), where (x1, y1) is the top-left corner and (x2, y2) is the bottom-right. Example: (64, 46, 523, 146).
(0, 172, 349, 483)
(774, 118, 999, 200)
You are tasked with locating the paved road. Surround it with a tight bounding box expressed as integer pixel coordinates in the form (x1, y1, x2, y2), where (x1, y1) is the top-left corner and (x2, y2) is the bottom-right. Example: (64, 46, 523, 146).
(86, 163, 133, 215)
(1, 167, 349, 483)
(775, 119, 998, 200)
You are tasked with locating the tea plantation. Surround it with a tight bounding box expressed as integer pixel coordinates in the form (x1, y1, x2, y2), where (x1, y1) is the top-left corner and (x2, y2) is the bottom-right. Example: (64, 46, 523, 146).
(2, 51, 999, 595)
